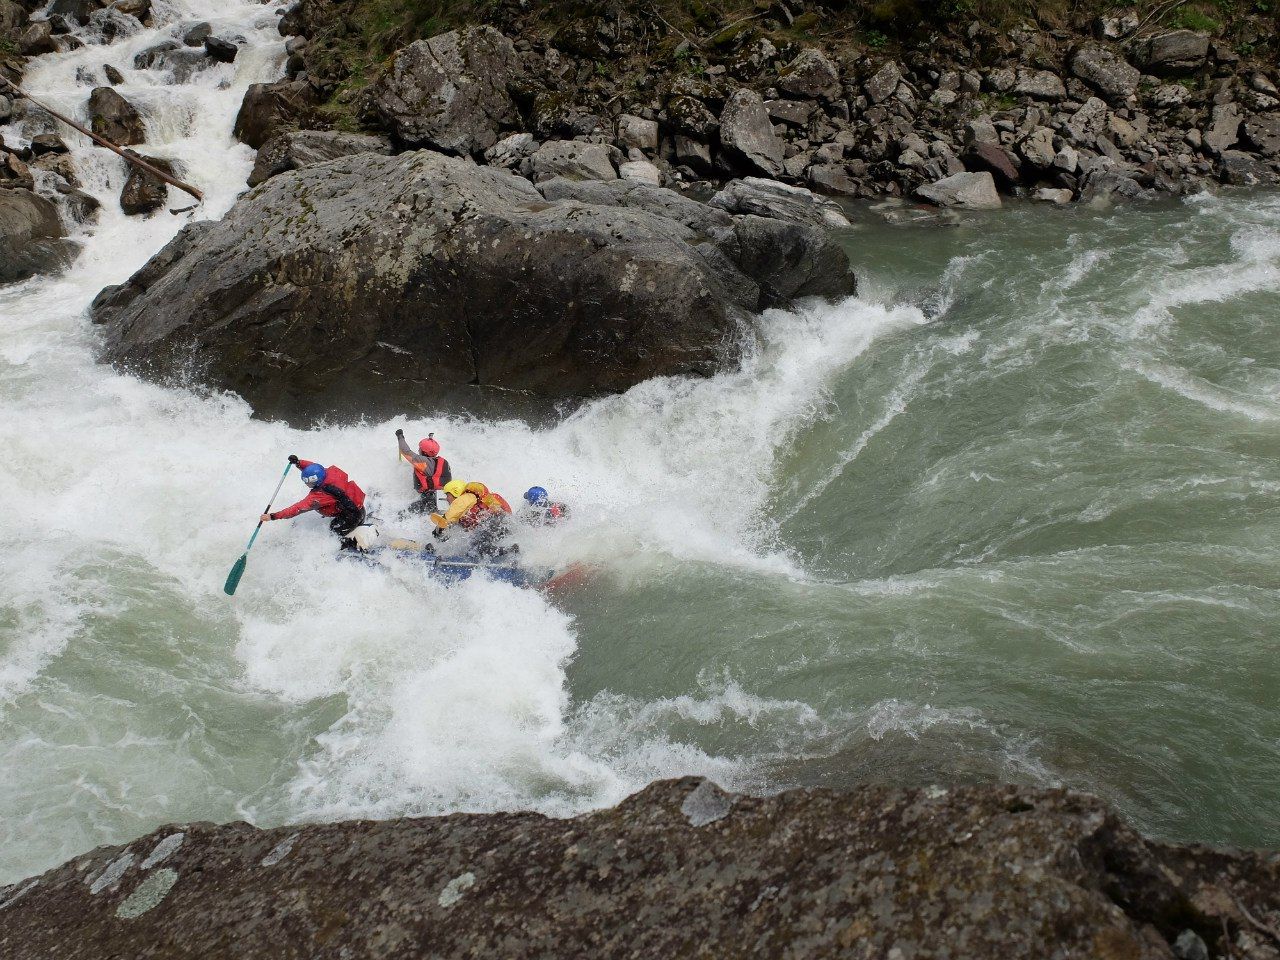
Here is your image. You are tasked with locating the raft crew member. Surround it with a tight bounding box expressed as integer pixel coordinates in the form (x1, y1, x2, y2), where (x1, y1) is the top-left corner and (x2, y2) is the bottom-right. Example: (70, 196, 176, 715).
(262, 455, 369, 549)
(395, 428, 451, 514)
(520, 486, 569, 525)
(433, 479, 515, 557)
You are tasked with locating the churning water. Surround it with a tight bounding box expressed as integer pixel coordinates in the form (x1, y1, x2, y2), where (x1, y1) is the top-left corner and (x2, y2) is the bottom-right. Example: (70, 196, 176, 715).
(3, 0, 1279, 887)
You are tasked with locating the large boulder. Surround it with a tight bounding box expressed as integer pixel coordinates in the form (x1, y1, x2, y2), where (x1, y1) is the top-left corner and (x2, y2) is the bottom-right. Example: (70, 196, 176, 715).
(915, 172, 1002, 210)
(361, 26, 520, 155)
(1070, 45, 1140, 104)
(1135, 30, 1210, 76)
(3, 779, 1276, 960)
(864, 60, 903, 104)
(529, 140, 619, 182)
(88, 86, 145, 146)
(17, 19, 54, 55)
(708, 177, 850, 228)
(232, 79, 318, 150)
(1218, 150, 1273, 186)
(719, 89, 784, 177)
(91, 152, 854, 421)
(1242, 114, 1280, 157)
(962, 141, 1021, 189)
(247, 130, 392, 186)
(0, 188, 76, 284)
(776, 48, 840, 100)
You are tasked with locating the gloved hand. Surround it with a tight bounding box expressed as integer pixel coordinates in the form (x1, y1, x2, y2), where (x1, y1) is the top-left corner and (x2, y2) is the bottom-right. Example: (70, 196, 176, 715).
(395, 428, 404, 437)
(288, 454, 299, 464)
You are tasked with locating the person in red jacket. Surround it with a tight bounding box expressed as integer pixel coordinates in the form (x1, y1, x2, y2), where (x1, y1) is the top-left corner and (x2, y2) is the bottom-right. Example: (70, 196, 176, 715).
(395, 428, 451, 515)
(262, 455, 367, 543)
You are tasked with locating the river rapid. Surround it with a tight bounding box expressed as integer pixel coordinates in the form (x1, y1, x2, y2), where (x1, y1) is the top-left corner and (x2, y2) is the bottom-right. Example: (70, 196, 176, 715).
(3, 0, 1279, 886)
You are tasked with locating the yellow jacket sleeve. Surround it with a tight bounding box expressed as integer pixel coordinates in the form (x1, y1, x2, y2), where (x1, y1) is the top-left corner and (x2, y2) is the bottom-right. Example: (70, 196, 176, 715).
(440, 492, 477, 527)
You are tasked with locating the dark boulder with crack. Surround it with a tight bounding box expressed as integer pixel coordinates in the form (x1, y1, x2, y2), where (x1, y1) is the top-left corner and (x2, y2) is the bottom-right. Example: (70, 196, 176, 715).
(1, 779, 1277, 960)
(91, 151, 854, 422)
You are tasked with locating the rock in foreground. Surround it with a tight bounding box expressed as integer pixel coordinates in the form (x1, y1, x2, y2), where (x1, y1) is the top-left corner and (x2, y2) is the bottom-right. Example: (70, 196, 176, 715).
(91, 151, 854, 421)
(2, 779, 1278, 960)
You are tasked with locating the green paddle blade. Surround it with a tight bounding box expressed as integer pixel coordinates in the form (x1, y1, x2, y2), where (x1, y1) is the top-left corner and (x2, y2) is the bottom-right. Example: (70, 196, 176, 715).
(224, 554, 248, 596)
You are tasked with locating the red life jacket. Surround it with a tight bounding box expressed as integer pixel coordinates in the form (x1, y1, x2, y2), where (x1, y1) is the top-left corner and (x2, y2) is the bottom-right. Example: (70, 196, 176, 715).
(412, 455, 449, 494)
(273, 463, 365, 520)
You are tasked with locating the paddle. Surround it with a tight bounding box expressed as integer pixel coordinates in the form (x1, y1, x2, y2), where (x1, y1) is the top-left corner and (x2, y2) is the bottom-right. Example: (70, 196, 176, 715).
(223, 461, 294, 596)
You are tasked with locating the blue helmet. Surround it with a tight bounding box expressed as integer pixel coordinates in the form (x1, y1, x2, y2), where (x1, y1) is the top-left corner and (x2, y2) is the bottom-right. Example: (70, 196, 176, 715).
(524, 486, 548, 506)
(301, 463, 327, 487)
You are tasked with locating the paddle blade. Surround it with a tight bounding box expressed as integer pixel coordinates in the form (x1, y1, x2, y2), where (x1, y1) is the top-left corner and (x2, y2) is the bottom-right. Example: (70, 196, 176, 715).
(223, 554, 248, 596)
(429, 513, 447, 528)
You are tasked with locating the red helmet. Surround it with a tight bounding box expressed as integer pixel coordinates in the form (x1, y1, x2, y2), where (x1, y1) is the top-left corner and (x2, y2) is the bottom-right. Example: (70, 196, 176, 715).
(418, 434, 440, 457)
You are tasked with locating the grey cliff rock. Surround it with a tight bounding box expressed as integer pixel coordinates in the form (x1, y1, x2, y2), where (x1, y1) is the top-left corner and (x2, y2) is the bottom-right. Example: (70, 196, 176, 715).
(2, 779, 1277, 960)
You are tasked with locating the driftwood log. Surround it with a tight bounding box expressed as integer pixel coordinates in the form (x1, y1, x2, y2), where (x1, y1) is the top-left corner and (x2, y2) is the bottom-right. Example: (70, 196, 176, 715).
(1, 77, 204, 206)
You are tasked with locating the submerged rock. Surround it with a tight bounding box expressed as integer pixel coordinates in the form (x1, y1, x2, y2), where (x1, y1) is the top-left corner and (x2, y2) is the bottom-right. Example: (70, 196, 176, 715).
(91, 151, 854, 422)
(2, 779, 1276, 960)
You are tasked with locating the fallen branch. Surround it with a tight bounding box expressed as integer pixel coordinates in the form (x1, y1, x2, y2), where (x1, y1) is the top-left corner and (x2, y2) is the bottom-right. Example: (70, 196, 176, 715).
(1, 76, 204, 205)
(1127, 0, 1190, 44)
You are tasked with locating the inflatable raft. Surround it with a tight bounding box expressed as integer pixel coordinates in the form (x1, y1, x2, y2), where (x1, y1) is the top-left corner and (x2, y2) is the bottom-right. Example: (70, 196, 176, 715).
(346, 537, 586, 592)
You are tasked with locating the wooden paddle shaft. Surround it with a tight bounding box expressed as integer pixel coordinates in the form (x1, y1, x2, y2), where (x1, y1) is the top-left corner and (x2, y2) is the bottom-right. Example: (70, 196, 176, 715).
(1, 77, 205, 204)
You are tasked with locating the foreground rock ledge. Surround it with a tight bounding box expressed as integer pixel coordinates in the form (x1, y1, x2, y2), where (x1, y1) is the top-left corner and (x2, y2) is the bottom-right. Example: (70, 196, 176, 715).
(90, 151, 854, 422)
(3, 779, 1278, 959)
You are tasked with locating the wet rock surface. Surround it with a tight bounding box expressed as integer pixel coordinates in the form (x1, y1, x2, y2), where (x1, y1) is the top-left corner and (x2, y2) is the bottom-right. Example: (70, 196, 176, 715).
(2, 779, 1278, 960)
(0, 187, 77, 283)
(88, 85, 144, 145)
(91, 151, 853, 422)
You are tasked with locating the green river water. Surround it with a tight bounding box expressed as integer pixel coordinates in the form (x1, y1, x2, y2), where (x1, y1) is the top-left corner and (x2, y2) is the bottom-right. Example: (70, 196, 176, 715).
(3, 188, 1279, 886)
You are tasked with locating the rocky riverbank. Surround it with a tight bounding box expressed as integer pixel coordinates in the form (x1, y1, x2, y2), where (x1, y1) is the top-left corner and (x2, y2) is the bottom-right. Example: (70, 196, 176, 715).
(248, 0, 1280, 207)
(2, 778, 1278, 959)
